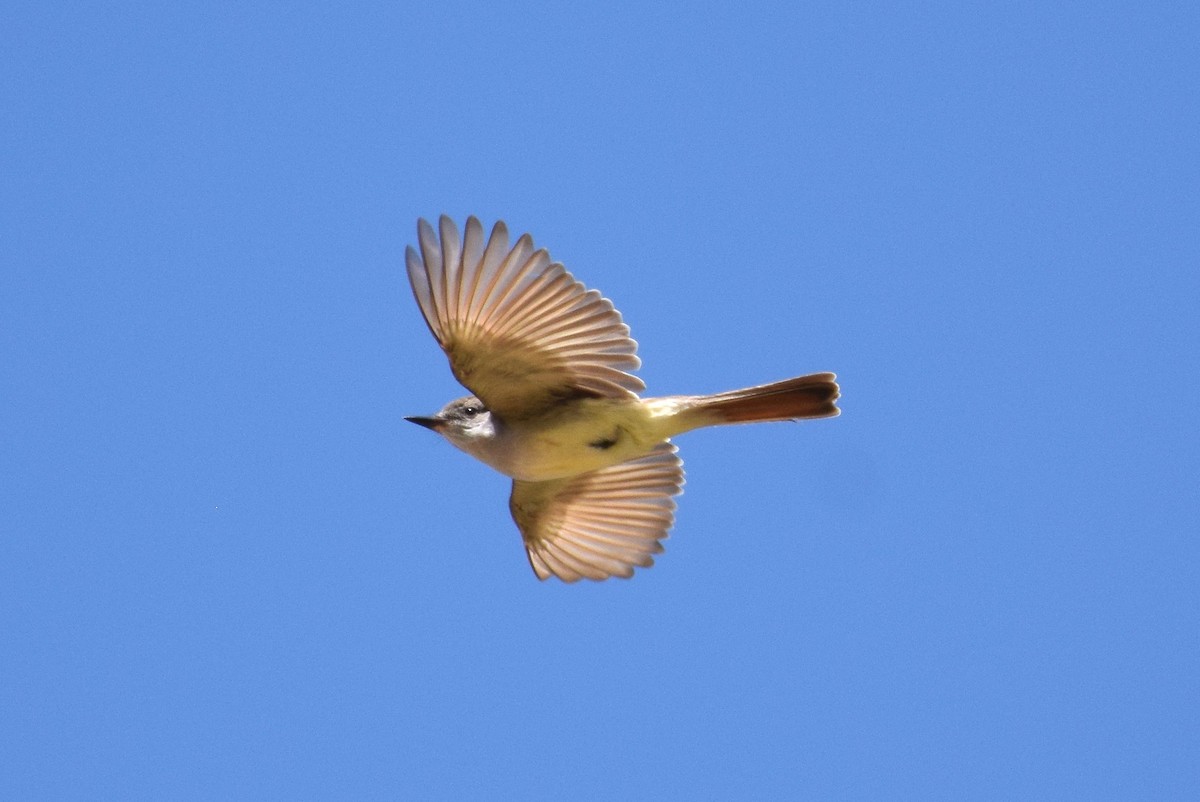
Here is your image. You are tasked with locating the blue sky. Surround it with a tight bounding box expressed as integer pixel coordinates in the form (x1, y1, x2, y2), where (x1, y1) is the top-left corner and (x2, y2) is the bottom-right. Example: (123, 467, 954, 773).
(3, 1, 1197, 798)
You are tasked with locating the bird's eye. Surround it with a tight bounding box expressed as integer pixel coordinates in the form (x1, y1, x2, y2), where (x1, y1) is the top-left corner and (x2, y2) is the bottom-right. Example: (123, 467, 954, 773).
(463, 405, 480, 416)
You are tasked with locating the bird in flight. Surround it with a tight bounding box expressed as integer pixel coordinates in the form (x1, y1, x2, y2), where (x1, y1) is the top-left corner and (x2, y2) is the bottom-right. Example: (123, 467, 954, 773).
(404, 216, 839, 582)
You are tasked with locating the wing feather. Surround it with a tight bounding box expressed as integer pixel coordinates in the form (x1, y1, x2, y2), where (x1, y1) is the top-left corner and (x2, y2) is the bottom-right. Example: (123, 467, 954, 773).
(509, 444, 685, 582)
(406, 216, 644, 419)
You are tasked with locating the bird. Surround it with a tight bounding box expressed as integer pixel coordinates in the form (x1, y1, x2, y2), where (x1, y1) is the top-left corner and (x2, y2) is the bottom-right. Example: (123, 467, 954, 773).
(404, 216, 839, 582)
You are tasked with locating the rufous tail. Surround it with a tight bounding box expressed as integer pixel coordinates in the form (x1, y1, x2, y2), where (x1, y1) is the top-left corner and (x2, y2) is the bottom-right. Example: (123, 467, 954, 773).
(685, 372, 840, 426)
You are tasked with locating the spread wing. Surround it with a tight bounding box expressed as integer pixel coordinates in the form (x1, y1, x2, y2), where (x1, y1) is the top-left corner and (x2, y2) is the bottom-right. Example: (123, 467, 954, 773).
(405, 216, 644, 420)
(509, 444, 685, 582)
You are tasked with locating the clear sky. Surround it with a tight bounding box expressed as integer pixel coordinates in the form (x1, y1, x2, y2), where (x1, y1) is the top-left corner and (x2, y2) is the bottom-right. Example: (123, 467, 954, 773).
(3, 2, 1197, 798)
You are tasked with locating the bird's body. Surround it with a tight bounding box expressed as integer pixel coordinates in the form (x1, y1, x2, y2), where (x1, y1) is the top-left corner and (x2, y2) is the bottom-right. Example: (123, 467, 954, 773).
(404, 216, 839, 582)
(464, 395, 670, 482)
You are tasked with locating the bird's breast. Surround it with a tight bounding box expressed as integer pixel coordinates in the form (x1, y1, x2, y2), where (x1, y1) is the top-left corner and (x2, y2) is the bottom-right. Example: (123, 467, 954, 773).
(491, 398, 663, 481)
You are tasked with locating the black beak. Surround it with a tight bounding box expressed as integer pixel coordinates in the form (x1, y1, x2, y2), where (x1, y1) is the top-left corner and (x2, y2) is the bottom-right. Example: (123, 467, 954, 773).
(405, 415, 443, 431)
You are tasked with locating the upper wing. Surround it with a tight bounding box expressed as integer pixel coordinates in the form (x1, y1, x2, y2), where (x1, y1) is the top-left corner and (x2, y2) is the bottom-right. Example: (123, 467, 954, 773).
(405, 216, 644, 420)
(509, 444, 685, 582)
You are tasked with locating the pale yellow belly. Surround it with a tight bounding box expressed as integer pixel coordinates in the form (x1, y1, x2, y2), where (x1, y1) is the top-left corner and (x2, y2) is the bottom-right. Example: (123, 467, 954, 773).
(491, 398, 669, 481)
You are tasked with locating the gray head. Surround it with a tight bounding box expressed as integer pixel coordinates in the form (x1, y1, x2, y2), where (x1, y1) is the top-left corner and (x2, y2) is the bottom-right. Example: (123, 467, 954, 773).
(405, 395, 496, 449)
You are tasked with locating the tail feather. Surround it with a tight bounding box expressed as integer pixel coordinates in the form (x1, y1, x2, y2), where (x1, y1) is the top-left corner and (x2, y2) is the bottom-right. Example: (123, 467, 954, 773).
(688, 372, 840, 425)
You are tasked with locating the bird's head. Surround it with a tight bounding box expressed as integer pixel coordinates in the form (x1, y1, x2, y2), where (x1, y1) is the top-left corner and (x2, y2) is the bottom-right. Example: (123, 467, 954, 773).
(405, 395, 495, 447)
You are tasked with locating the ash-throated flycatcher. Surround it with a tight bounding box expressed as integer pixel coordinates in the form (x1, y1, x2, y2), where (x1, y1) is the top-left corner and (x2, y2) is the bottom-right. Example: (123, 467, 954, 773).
(405, 216, 839, 582)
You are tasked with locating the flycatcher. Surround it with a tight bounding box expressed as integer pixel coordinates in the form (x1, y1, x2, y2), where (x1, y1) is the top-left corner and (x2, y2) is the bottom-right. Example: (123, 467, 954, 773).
(405, 216, 839, 582)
